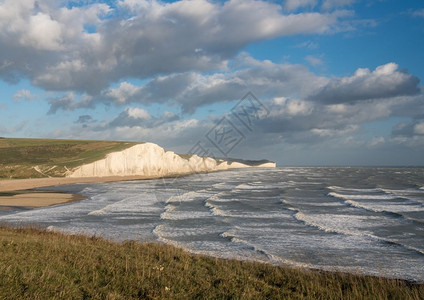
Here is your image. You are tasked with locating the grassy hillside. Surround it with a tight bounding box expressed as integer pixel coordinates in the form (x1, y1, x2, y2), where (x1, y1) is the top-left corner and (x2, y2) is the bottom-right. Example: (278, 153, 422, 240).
(0, 226, 422, 300)
(0, 138, 138, 179)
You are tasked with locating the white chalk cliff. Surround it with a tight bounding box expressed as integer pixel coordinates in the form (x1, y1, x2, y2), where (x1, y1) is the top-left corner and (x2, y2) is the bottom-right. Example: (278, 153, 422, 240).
(67, 142, 276, 178)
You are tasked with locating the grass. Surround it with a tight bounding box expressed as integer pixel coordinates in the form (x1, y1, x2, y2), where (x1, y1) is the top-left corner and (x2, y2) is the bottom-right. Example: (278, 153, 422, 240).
(0, 138, 138, 179)
(0, 226, 422, 299)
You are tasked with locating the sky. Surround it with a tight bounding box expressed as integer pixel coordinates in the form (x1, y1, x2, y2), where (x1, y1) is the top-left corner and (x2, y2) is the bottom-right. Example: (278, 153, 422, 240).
(0, 0, 423, 166)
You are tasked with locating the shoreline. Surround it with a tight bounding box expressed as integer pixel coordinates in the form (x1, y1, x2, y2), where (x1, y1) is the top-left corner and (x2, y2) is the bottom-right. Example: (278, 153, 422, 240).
(0, 191, 84, 209)
(0, 175, 161, 192)
(0, 170, 248, 208)
(0, 175, 160, 209)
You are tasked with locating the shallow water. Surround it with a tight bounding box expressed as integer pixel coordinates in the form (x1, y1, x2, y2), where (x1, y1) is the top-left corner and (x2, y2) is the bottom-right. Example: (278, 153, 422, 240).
(1, 167, 423, 282)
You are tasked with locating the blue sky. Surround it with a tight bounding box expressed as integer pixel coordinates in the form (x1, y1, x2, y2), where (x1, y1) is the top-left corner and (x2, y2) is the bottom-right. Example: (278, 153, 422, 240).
(0, 0, 423, 166)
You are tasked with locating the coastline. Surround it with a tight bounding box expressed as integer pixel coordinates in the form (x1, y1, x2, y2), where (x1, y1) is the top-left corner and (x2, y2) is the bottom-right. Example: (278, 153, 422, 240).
(0, 191, 84, 209)
(0, 175, 160, 192)
(0, 175, 159, 209)
(0, 169, 260, 208)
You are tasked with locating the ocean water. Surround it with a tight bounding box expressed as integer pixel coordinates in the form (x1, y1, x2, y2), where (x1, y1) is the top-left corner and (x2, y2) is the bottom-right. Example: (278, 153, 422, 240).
(1, 167, 423, 282)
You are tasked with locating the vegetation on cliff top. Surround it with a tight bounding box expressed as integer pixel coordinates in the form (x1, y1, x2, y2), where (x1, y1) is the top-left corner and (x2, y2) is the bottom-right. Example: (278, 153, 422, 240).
(0, 138, 137, 179)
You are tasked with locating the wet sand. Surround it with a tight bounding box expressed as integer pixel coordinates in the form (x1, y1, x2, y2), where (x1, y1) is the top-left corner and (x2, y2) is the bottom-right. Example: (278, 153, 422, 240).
(0, 192, 84, 208)
(0, 175, 157, 209)
(0, 176, 157, 193)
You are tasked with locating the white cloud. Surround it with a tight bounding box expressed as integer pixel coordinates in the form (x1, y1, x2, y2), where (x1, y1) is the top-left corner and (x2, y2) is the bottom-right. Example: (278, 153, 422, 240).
(25, 12, 64, 51)
(47, 92, 94, 114)
(272, 98, 314, 116)
(322, 0, 356, 10)
(309, 63, 420, 104)
(105, 82, 142, 104)
(284, 0, 318, 11)
(126, 107, 151, 120)
(13, 89, 36, 102)
(45, 58, 422, 119)
(0, 0, 357, 93)
(47, 55, 328, 113)
(310, 125, 358, 137)
(305, 55, 324, 66)
(414, 122, 424, 135)
(368, 136, 385, 147)
(295, 40, 319, 49)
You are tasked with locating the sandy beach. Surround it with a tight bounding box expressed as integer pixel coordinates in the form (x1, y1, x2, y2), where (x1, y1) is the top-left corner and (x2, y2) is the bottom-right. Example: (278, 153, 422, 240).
(0, 192, 84, 208)
(0, 175, 157, 208)
(0, 176, 158, 193)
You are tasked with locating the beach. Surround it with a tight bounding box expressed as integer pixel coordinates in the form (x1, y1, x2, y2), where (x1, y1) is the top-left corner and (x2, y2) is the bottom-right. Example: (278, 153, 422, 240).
(0, 192, 84, 208)
(0, 176, 155, 208)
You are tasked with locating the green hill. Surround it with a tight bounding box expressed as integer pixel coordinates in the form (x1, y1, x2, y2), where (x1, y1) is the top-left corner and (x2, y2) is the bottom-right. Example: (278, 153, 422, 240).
(0, 138, 138, 179)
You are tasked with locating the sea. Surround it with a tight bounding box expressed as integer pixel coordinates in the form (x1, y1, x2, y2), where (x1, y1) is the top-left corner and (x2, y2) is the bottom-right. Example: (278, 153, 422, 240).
(1, 167, 423, 282)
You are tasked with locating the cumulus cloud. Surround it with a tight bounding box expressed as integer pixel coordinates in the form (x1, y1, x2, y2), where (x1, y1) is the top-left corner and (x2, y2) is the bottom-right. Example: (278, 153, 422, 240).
(46, 57, 422, 117)
(0, 0, 357, 94)
(308, 63, 420, 104)
(13, 89, 36, 102)
(47, 92, 94, 114)
(252, 93, 424, 147)
(47, 55, 328, 113)
(65, 107, 199, 150)
(108, 107, 179, 129)
(392, 118, 424, 137)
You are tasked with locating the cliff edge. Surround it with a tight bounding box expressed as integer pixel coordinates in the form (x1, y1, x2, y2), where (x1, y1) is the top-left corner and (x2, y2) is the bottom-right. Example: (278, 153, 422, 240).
(68, 143, 276, 178)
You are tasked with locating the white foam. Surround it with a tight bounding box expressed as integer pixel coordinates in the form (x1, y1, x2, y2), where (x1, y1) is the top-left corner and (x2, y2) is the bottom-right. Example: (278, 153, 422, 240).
(153, 224, 222, 238)
(160, 209, 211, 220)
(345, 199, 424, 213)
(220, 231, 314, 268)
(165, 190, 211, 203)
(88, 194, 161, 216)
(207, 203, 289, 219)
(328, 186, 383, 193)
(294, 212, 357, 235)
(204, 201, 231, 217)
(234, 183, 261, 190)
(328, 192, 397, 200)
(159, 204, 177, 220)
(382, 188, 424, 194)
(293, 212, 424, 255)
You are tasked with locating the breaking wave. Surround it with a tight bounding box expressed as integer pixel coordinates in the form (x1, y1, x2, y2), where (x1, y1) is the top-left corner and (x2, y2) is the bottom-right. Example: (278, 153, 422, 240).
(328, 192, 398, 201)
(292, 210, 424, 256)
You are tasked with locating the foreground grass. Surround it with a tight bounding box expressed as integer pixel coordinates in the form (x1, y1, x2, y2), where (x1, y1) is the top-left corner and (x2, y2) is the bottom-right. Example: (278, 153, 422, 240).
(0, 138, 138, 179)
(0, 227, 422, 299)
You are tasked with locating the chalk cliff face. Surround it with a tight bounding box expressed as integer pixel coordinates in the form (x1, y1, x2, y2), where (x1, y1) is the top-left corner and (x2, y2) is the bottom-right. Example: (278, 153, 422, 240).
(67, 143, 276, 178)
